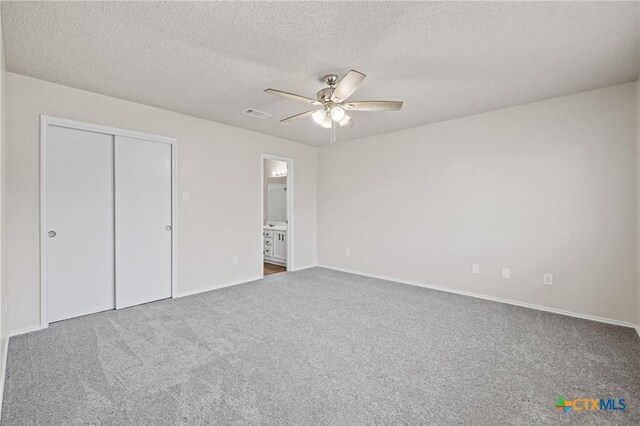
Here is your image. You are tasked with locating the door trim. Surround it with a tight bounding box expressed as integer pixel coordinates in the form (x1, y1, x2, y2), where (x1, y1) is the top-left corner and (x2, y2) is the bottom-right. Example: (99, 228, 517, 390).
(260, 154, 294, 275)
(40, 115, 178, 328)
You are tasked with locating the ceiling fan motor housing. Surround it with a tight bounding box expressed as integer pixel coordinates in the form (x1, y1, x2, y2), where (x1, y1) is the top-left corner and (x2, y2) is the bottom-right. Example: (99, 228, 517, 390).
(316, 87, 335, 104)
(323, 73, 339, 87)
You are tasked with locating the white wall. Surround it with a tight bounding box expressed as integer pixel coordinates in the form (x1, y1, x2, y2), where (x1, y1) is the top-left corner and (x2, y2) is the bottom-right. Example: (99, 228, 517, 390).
(3, 71, 638, 331)
(318, 83, 638, 325)
(5, 72, 318, 332)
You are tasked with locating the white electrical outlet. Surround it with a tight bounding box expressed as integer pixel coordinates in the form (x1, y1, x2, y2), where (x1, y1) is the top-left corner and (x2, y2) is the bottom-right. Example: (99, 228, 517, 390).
(472, 264, 480, 274)
(502, 268, 511, 279)
(232, 256, 238, 265)
(345, 249, 351, 256)
(182, 192, 189, 202)
(544, 273, 553, 286)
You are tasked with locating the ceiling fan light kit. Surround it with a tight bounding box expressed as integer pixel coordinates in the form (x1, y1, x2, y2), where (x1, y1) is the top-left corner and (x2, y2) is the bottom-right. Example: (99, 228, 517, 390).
(312, 109, 337, 129)
(330, 106, 345, 121)
(264, 70, 403, 144)
(312, 109, 326, 124)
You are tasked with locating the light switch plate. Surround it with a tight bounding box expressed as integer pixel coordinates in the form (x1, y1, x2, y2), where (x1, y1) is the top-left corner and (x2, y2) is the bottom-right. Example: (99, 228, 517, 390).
(502, 268, 511, 279)
(182, 192, 189, 202)
(544, 273, 553, 286)
(472, 264, 480, 274)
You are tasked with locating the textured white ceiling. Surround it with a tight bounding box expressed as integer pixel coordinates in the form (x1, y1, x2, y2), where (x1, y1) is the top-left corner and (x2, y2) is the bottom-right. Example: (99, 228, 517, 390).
(2, 1, 639, 145)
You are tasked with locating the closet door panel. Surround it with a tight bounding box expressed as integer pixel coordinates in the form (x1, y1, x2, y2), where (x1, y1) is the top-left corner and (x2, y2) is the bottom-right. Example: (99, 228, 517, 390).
(115, 136, 172, 309)
(46, 126, 115, 322)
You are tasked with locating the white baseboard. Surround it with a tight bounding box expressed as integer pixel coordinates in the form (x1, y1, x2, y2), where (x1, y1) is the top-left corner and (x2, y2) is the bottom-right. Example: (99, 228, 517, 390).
(0, 335, 8, 419)
(9, 274, 282, 337)
(175, 275, 263, 298)
(318, 264, 637, 330)
(8, 324, 46, 338)
(291, 263, 318, 272)
(176, 265, 320, 298)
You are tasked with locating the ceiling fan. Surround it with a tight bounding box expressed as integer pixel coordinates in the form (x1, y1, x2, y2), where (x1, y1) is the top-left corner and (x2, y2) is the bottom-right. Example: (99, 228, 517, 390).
(264, 70, 403, 143)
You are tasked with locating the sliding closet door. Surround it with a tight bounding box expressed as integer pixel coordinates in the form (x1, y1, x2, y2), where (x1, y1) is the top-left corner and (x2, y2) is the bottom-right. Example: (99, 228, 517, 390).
(115, 136, 172, 309)
(46, 126, 115, 322)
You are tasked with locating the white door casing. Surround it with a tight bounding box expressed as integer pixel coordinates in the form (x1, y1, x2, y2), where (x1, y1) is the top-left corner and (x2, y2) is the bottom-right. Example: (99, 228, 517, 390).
(41, 115, 178, 328)
(260, 154, 294, 273)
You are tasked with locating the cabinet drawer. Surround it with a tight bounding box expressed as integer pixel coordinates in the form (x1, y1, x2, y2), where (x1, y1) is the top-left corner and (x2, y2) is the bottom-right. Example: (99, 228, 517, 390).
(264, 246, 272, 256)
(263, 231, 273, 238)
(264, 237, 273, 246)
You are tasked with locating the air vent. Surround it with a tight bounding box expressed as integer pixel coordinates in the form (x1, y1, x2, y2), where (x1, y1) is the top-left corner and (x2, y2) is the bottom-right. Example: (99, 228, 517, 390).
(242, 108, 271, 119)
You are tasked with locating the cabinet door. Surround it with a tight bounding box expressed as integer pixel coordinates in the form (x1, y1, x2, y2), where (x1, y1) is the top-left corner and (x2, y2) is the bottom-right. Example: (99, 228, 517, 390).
(272, 232, 282, 259)
(272, 232, 287, 261)
(279, 233, 287, 260)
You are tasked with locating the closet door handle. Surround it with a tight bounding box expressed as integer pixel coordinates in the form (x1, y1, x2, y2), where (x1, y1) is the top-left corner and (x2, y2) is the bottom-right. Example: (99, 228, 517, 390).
(165, 225, 172, 231)
(48, 231, 57, 238)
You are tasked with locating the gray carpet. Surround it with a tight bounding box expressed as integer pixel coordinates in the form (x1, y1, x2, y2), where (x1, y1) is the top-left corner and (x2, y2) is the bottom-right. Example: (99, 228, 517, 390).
(2, 267, 639, 425)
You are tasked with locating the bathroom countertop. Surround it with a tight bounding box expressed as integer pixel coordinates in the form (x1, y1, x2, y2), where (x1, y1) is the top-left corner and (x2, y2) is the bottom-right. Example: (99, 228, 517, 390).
(263, 225, 287, 232)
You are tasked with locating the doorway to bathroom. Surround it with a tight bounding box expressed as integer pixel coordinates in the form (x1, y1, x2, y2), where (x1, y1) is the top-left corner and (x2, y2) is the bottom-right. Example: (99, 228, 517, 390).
(261, 155, 293, 277)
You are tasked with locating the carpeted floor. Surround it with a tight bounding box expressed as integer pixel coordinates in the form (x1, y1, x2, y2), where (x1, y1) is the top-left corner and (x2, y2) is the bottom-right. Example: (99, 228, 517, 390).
(2, 267, 639, 425)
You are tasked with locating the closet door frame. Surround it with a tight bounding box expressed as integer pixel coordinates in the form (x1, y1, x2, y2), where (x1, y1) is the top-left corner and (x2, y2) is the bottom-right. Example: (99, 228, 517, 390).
(40, 115, 178, 329)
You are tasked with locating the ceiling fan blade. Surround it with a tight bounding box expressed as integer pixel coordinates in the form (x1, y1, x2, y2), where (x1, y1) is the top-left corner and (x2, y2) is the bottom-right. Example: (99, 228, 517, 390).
(343, 101, 403, 111)
(330, 70, 366, 102)
(264, 88, 321, 105)
(339, 115, 353, 128)
(280, 109, 319, 123)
